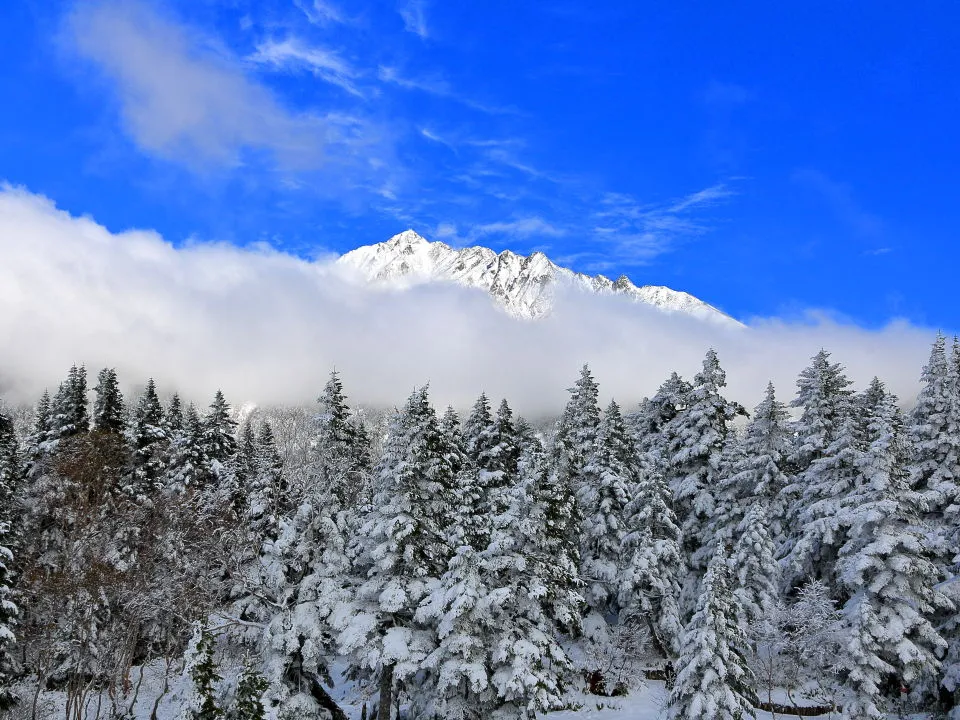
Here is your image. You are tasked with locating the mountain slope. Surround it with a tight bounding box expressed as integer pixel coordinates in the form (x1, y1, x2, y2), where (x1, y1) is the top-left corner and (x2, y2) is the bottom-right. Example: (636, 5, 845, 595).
(337, 230, 740, 325)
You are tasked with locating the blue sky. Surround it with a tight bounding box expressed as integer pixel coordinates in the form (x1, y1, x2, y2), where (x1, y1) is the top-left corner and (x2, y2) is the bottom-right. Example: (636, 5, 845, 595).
(2, 0, 959, 329)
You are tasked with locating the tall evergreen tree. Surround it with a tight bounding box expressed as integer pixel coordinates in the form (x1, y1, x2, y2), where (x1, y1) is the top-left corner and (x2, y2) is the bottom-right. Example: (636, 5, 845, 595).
(667, 349, 744, 598)
(633, 372, 692, 468)
(554, 364, 601, 485)
(166, 393, 185, 437)
(781, 351, 856, 590)
(314, 371, 371, 505)
(254, 449, 350, 718)
(184, 622, 224, 720)
(0, 410, 21, 542)
(203, 390, 237, 466)
(51, 365, 89, 440)
(336, 386, 458, 720)
(202, 391, 240, 512)
(579, 400, 635, 617)
(92, 367, 125, 434)
(667, 548, 756, 720)
(462, 393, 495, 469)
(837, 378, 951, 718)
(730, 504, 780, 634)
(25, 390, 52, 473)
(937, 337, 960, 568)
(492, 399, 521, 478)
(236, 420, 257, 489)
(417, 451, 577, 720)
(0, 407, 19, 710)
(247, 422, 285, 544)
(131, 378, 167, 494)
(167, 404, 210, 493)
(714, 383, 793, 553)
(529, 458, 583, 637)
(619, 449, 684, 659)
(910, 334, 957, 504)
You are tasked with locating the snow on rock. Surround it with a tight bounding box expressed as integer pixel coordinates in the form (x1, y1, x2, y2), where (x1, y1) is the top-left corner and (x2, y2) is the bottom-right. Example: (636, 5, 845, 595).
(337, 230, 742, 326)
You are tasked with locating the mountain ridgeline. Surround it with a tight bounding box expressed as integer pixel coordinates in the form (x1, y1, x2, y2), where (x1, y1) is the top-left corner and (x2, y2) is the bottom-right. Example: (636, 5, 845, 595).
(337, 230, 741, 325)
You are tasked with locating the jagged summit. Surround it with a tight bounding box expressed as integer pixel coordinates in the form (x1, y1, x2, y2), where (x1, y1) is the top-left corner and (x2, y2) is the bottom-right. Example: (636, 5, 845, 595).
(337, 230, 740, 325)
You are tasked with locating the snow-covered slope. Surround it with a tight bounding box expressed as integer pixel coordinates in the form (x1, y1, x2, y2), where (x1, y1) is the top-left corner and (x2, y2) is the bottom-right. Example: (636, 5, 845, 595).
(337, 230, 740, 325)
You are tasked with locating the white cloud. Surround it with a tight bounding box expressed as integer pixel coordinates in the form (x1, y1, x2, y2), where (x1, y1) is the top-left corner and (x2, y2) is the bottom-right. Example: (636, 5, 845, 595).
(296, 0, 347, 25)
(476, 218, 567, 238)
(398, 0, 429, 39)
(250, 38, 364, 97)
(793, 169, 884, 238)
(66, 1, 381, 175)
(591, 184, 733, 264)
(378, 65, 518, 115)
(0, 186, 940, 420)
(432, 217, 567, 246)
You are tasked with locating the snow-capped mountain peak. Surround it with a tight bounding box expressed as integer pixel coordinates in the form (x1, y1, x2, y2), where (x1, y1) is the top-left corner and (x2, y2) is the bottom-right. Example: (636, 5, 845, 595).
(338, 230, 740, 326)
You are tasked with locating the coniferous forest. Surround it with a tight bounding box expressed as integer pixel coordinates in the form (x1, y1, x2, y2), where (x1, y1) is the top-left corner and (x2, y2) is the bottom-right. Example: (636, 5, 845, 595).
(3, 338, 960, 719)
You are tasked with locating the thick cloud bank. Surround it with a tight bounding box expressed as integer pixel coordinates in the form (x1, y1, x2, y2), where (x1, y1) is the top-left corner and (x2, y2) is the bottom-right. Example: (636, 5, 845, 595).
(0, 186, 939, 416)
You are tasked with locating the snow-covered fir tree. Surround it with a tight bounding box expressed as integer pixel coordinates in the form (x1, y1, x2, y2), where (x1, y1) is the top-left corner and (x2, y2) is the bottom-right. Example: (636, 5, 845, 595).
(782, 350, 854, 558)
(667, 349, 744, 603)
(183, 622, 224, 720)
(253, 467, 352, 717)
(334, 386, 458, 720)
(0, 409, 21, 547)
(248, 422, 286, 544)
(492, 400, 521, 477)
(313, 370, 371, 505)
(92, 367, 125, 434)
(166, 393, 185, 437)
(236, 419, 257, 493)
(618, 448, 684, 659)
(167, 403, 210, 493)
(731, 503, 780, 635)
(667, 547, 756, 720)
(24, 389, 52, 474)
(486, 429, 580, 717)
(51, 364, 89, 441)
(554, 364, 601, 486)
(936, 337, 960, 566)
(836, 378, 951, 718)
(909, 334, 958, 519)
(579, 400, 635, 618)
(232, 656, 269, 720)
(203, 390, 238, 470)
(462, 392, 495, 468)
(633, 372, 692, 468)
(0, 407, 18, 710)
(713, 382, 793, 552)
(130, 378, 167, 495)
(417, 454, 578, 719)
(782, 351, 859, 590)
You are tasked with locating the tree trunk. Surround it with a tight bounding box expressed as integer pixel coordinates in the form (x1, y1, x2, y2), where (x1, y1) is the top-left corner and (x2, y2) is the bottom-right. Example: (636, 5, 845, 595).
(378, 663, 395, 720)
(285, 647, 348, 720)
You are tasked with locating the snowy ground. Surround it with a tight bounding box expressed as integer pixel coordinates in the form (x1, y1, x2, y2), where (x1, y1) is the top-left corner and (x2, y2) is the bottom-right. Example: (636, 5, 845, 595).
(11, 667, 927, 719)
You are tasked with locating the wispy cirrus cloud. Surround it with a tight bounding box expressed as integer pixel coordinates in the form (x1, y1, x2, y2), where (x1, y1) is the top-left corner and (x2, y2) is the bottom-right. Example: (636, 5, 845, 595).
(295, 0, 347, 25)
(792, 168, 884, 239)
(399, 0, 429, 38)
(378, 65, 520, 115)
(586, 183, 735, 266)
(433, 216, 568, 246)
(250, 37, 364, 97)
